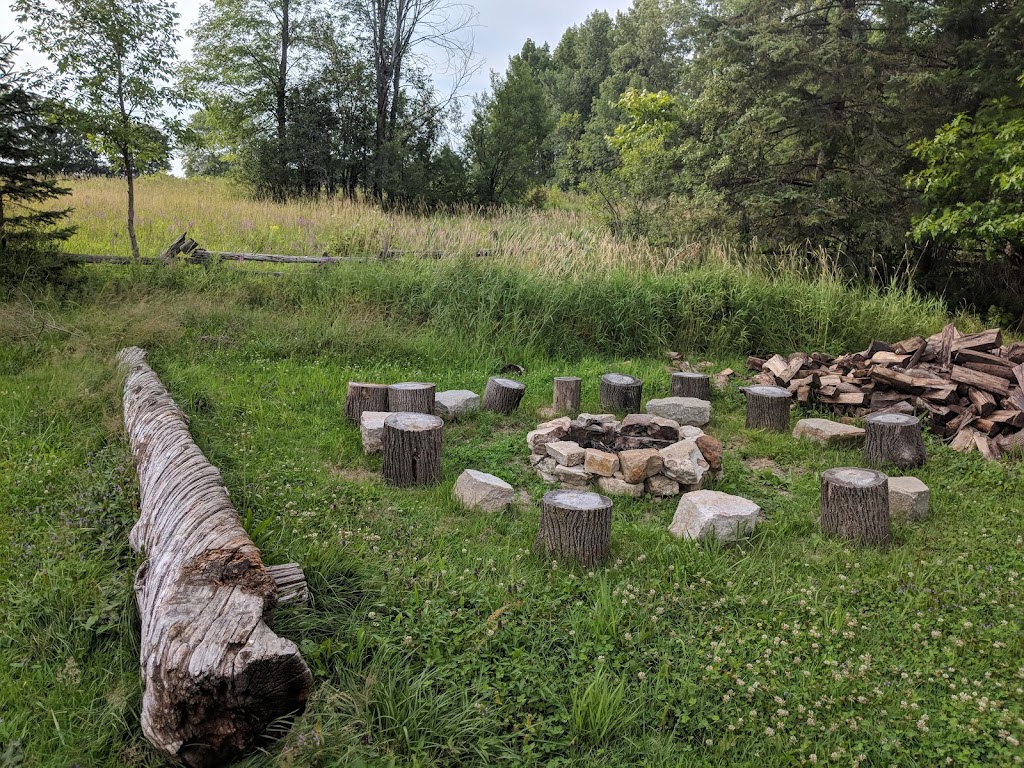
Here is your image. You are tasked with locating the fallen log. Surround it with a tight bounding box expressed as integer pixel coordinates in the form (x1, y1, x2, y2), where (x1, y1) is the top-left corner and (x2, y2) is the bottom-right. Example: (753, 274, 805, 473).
(118, 347, 312, 768)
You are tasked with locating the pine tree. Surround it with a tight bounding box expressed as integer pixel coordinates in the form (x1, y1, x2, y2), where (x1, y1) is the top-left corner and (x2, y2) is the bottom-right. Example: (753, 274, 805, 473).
(0, 37, 74, 284)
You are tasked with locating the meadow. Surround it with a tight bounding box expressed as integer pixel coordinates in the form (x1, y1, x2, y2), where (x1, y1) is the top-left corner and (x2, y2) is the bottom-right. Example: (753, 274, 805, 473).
(1, 177, 1022, 766)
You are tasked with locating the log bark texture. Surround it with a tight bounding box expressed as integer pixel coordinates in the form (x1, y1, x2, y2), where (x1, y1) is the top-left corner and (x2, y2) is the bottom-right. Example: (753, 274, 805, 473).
(483, 377, 526, 414)
(600, 373, 643, 414)
(671, 372, 711, 401)
(553, 376, 582, 414)
(743, 385, 793, 431)
(267, 563, 309, 606)
(388, 382, 436, 414)
(118, 347, 312, 768)
(382, 412, 444, 486)
(534, 490, 613, 567)
(344, 382, 389, 423)
(864, 413, 927, 469)
(820, 468, 891, 546)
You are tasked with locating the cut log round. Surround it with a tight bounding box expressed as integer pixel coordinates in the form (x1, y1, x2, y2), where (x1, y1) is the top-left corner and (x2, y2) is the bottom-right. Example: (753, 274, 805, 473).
(534, 489, 613, 567)
(483, 377, 526, 414)
(344, 382, 389, 423)
(671, 372, 711, 401)
(600, 373, 643, 414)
(117, 347, 312, 768)
(864, 413, 927, 469)
(388, 382, 435, 414)
(382, 412, 444, 486)
(820, 468, 891, 546)
(553, 376, 582, 414)
(742, 385, 792, 431)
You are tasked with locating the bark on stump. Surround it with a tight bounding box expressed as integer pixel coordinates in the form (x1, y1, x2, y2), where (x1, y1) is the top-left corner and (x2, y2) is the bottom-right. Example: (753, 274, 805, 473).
(483, 377, 526, 414)
(742, 385, 792, 431)
(382, 412, 444, 487)
(600, 373, 643, 414)
(553, 376, 582, 414)
(864, 413, 927, 469)
(820, 467, 891, 547)
(388, 382, 436, 414)
(534, 489, 613, 567)
(117, 347, 312, 768)
(344, 382, 389, 423)
(671, 372, 711, 401)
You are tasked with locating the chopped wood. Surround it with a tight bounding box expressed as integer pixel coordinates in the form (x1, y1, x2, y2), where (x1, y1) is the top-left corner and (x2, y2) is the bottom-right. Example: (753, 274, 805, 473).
(954, 348, 1015, 369)
(950, 365, 1011, 397)
(895, 336, 927, 354)
(949, 426, 980, 452)
(1007, 388, 1024, 412)
(975, 433, 1001, 460)
(1012, 363, 1024, 391)
(967, 388, 997, 418)
(866, 339, 896, 357)
(951, 328, 1002, 353)
(763, 354, 790, 381)
(1007, 343, 1024, 364)
(871, 351, 911, 366)
(746, 356, 767, 372)
(939, 323, 956, 370)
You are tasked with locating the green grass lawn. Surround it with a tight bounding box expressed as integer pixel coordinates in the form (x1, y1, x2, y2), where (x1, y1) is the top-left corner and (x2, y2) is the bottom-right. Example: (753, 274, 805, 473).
(1, 266, 1022, 767)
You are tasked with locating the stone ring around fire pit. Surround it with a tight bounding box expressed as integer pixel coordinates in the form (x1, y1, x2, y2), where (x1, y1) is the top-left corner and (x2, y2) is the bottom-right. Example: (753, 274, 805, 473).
(527, 413, 724, 499)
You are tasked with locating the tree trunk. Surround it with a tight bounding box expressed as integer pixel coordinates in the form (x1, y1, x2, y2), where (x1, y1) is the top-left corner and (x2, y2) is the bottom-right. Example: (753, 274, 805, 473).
(125, 152, 139, 261)
(382, 412, 444, 486)
(820, 467, 891, 547)
(671, 372, 711, 401)
(553, 376, 581, 415)
(864, 413, 927, 469)
(345, 382, 389, 423)
(118, 347, 311, 768)
(599, 373, 643, 414)
(483, 376, 526, 414)
(742, 385, 792, 431)
(388, 382, 435, 414)
(534, 489, 613, 567)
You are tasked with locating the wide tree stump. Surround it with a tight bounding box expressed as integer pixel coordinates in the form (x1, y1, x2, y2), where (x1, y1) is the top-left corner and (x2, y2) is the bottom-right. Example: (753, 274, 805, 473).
(742, 385, 792, 431)
(483, 376, 526, 414)
(553, 376, 582, 414)
(117, 347, 312, 768)
(534, 489, 613, 567)
(600, 373, 643, 414)
(820, 467, 891, 546)
(864, 413, 927, 468)
(388, 382, 435, 414)
(382, 412, 444, 486)
(344, 382, 389, 423)
(671, 372, 711, 401)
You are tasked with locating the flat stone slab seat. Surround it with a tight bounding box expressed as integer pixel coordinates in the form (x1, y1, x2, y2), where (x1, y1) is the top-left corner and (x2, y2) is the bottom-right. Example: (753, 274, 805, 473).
(546, 440, 585, 466)
(888, 476, 930, 521)
(453, 469, 515, 512)
(669, 490, 761, 543)
(793, 418, 866, 445)
(435, 390, 480, 420)
(646, 397, 712, 427)
(360, 411, 390, 454)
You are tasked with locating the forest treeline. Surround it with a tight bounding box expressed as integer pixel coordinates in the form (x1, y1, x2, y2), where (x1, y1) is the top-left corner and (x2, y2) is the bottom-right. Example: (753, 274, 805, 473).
(1, 0, 1023, 316)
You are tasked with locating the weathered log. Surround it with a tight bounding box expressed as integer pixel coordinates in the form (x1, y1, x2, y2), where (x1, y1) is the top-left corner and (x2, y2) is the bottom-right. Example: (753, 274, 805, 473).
(553, 376, 582, 414)
(742, 385, 792, 431)
(267, 563, 309, 606)
(382, 412, 444, 486)
(820, 468, 891, 546)
(388, 382, 436, 414)
(671, 372, 711, 401)
(534, 489, 613, 567)
(864, 413, 927, 469)
(117, 347, 312, 768)
(345, 382, 389, 423)
(997, 429, 1024, 458)
(482, 377, 526, 414)
(599, 373, 643, 414)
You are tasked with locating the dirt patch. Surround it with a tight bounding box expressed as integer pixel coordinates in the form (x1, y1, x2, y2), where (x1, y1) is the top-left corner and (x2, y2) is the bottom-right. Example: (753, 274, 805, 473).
(744, 457, 785, 478)
(329, 466, 379, 484)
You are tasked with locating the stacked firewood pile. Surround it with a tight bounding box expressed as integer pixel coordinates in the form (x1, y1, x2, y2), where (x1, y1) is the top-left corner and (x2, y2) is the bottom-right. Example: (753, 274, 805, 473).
(746, 325, 1024, 460)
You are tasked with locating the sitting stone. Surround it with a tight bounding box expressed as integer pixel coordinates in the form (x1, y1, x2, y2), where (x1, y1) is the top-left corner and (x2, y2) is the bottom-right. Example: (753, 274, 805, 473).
(888, 476, 930, 521)
(646, 397, 712, 427)
(669, 490, 761, 543)
(435, 390, 480, 421)
(793, 418, 865, 445)
(453, 469, 515, 512)
(360, 411, 389, 454)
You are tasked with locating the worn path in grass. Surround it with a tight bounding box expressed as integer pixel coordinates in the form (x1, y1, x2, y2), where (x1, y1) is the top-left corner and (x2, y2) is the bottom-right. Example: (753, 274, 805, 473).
(1, 274, 1022, 766)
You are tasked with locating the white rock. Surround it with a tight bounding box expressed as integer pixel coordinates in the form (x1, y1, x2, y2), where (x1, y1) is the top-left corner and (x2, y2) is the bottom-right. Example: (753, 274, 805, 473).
(888, 476, 930, 521)
(546, 440, 585, 467)
(793, 418, 865, 445)
(453, 469, 515, 512)
(678, 425, 706, 441)
(435, 390, 480, 420)
(597, 476, 644, 497)
(646, 397, 712, 427)
(659, 440, 708, 485)
(646, 474, 680, 497)
(669, 490, 761, 543)
(360, 411, 389, 454)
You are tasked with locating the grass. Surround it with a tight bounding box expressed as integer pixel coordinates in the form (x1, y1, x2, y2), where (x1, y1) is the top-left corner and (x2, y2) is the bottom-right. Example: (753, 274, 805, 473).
(1, 266, 1023, 767)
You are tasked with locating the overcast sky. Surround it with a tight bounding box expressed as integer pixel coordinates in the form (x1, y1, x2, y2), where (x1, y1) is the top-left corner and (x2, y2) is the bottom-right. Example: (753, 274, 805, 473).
(2, 0, 635, 99)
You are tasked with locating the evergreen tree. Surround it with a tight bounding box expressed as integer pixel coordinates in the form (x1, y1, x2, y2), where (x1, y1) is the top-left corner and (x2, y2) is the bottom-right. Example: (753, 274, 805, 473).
(0, 37, 74, 284)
